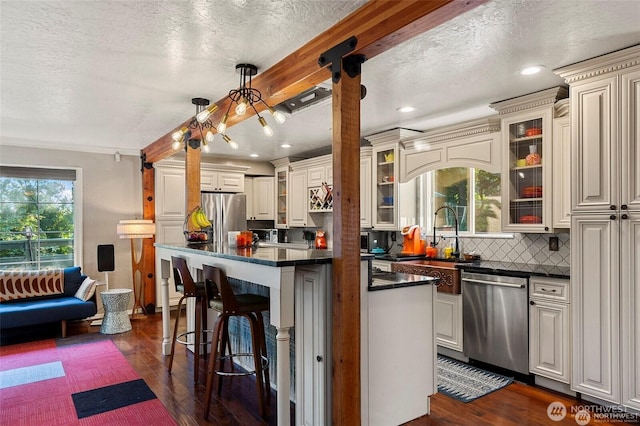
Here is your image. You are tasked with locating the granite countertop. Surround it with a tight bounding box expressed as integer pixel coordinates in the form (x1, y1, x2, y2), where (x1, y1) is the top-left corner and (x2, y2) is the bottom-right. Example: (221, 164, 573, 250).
(374, 256, 571, 279)
(155, 242, 373, 267)
(369, 271, 439, 291)
(456, 259, 570, 279)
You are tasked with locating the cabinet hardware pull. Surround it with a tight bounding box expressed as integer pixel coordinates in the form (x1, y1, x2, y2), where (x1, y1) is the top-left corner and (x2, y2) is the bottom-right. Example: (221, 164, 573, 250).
(462, 278, 525, 288)
(621, 204, 628, 210)
(540, 288, 557, 292)
(610, 215, 617, 220)
(316, 356, 323, 362)
(610, 205, 617, 210)
(622, 214, 629, 220)
(530, 300, 535, 306)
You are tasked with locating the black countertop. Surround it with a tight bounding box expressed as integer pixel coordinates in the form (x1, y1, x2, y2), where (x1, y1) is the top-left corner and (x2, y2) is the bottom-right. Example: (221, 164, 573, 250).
(155, 242, 374, 267)
(456, 259, 570, 279)
(369, 271, 439, 291)
(372, 256, 570, 279)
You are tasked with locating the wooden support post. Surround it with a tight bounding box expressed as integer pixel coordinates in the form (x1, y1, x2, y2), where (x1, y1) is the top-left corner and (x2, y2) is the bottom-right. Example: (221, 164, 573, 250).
(331, 54, 364, 426)
(141, 162, 156, 312)
(185, 143, 202, 214)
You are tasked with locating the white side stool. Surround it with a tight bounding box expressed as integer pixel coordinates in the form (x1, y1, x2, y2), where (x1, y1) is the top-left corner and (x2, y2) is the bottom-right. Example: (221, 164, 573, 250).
(100, 289, 132, 334)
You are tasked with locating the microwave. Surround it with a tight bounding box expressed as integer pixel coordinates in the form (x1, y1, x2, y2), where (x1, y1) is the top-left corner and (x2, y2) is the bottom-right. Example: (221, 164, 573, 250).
(252, 229, 278, 242)
(361, 230, 388, 253)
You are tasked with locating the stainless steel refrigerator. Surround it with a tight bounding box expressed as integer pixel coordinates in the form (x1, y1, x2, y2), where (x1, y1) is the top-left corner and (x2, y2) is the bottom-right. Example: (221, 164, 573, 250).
(201, 192, 247, 248)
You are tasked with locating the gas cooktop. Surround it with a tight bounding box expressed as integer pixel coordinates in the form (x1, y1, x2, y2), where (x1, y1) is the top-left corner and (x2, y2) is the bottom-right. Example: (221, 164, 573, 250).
(373, 253, 426, 261)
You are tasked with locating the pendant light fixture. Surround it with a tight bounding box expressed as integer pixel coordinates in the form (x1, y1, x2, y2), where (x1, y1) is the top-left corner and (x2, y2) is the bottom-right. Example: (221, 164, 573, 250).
(171, 98, 239, 151)
(218, 64, 286, 140)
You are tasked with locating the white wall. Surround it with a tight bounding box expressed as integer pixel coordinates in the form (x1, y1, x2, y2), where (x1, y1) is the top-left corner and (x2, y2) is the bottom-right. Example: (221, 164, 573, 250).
(1, 145, 142, 293)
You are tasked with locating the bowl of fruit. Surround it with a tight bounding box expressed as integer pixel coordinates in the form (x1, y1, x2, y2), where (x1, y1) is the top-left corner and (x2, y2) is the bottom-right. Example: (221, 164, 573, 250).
(184, 207, 212, 244)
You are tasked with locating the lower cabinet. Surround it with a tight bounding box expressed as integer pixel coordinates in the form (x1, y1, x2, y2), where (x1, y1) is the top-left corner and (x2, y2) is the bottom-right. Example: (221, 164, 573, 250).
(529, 277, 570, 383)
(435, 292, 463, 352)
(295, 265, 331, 426)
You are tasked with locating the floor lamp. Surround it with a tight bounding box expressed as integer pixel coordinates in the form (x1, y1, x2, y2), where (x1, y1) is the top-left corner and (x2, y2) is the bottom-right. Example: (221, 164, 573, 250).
(117, 219, 156, 316)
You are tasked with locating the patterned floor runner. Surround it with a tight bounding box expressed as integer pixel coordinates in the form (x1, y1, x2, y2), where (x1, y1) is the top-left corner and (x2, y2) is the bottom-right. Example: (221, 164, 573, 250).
(0, 337, 177, 425)
(437, 355, 513, 403)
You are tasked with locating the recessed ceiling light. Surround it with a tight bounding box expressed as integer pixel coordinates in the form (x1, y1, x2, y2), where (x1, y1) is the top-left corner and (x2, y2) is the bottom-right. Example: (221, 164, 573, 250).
(281, 143, 292, 148)
(520, 65, 545, 75)
(250, 153, 259, 158)
(396, 106, 415, 113)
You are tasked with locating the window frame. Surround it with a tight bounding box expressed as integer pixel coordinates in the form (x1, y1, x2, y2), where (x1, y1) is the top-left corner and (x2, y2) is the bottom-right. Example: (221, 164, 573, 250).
(417, 169, 512, 239)
(0, 164, 83, 269)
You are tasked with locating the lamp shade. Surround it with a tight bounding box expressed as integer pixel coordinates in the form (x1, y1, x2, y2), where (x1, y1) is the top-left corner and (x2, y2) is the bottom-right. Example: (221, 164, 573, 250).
(117, 219, 156, 239)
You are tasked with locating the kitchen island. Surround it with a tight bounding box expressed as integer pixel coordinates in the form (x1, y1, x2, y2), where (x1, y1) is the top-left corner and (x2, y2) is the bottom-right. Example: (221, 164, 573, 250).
(155, 243, 438, 425)
(155, 242, 342, 426)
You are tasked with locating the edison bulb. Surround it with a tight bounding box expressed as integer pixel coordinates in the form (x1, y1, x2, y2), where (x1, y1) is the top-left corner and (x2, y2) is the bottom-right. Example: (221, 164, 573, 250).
(205, 131, 215, 143)
(235, 99, 248, 116)
(217, 114, 228, 134)
(172, 140, 181, 150)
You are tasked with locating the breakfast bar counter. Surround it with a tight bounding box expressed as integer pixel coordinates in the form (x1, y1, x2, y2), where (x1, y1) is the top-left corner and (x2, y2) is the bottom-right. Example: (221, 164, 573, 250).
(154, 243, 365, 426)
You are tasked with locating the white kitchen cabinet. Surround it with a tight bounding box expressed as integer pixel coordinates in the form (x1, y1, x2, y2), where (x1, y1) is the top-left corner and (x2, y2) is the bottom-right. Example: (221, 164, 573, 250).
(201, 169, 244, 192)
(295, 265, 331, 426)
(435, 292, 463, 352)
(155, 163, 186, 220)
(571, 214, 620, 402)
(555, 45, 640, 408)
(370, 143, 417, 231)
(621, 212, 640, 410)
(245, 176, 275, 220)
(360, 148, 372, 228)
(552, 102, 571, 229)
(289, 169, 315, 227)
(529, 277, 570, 384)
(491, 87, 568, 233)
(274, 164, 290, 228)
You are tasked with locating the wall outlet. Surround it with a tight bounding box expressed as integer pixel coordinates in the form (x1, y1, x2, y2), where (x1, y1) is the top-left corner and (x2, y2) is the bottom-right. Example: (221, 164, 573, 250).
(549, 236, 559, 251)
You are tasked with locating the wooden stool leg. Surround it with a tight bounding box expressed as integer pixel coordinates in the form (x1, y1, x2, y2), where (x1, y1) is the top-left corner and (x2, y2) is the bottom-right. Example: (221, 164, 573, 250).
(217, 318, 230, 396)
(247, 313, 267, 418)
(204, 315, 224, 421)
(167, 296, 185, 374)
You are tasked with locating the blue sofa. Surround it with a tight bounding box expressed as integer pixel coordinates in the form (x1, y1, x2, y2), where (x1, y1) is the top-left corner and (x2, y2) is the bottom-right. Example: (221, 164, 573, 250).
(0, 267, 97, 338)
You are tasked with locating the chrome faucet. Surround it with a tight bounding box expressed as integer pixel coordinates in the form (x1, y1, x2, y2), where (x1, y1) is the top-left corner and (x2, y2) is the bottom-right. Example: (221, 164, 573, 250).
(433, 205, 460, 259)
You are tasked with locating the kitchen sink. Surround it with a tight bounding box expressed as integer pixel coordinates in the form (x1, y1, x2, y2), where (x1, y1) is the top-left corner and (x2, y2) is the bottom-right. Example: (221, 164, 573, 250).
(391, 259, 461, 294)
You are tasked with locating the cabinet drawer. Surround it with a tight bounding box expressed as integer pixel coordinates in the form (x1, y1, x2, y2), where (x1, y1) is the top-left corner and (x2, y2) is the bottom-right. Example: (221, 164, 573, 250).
(530, 277, 569, 302)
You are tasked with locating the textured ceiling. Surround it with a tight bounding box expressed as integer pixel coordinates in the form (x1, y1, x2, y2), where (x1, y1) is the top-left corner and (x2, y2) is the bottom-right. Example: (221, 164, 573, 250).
(1, 0, 639, 162)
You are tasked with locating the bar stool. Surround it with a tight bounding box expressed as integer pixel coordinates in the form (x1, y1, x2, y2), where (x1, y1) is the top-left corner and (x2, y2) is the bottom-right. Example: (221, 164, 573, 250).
(202, 265, 270, 419)
(167, 256, 213, 384)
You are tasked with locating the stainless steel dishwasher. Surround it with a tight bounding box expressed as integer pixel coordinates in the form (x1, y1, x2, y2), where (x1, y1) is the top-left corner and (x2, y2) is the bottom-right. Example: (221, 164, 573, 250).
(462, 271, 529, 374)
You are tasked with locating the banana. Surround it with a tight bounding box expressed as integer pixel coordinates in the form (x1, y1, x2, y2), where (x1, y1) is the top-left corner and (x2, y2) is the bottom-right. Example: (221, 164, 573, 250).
(190, 209, 202, 229)
(196, 209, 211, 228)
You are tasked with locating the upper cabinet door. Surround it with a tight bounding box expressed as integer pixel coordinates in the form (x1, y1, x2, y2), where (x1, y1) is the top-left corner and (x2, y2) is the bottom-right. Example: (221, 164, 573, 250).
(156, 166, 186, 219)
(252, 177, 275, 220)
(621, 67, 640, 212)
(500, 109, 554, 232)
(571, 75, 619, 212)
(552, 115, 572, 228)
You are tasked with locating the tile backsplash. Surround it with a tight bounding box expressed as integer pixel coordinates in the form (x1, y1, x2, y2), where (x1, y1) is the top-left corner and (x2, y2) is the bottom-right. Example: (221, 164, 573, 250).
(459, 233, 570, 267)
(285, 214, 570, 268)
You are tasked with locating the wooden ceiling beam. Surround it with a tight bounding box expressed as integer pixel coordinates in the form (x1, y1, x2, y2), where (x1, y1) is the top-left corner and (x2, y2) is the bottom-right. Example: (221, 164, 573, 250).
(141, 0, 487, 163)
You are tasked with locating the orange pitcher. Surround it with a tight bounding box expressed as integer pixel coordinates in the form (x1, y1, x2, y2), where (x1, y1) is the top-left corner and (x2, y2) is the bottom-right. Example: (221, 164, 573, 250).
(315, 230, 327, 249)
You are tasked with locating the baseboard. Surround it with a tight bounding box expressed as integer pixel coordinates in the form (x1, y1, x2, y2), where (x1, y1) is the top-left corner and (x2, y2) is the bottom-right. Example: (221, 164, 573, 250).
(534, 375, 575, 397)
(437, 346, 468, 362)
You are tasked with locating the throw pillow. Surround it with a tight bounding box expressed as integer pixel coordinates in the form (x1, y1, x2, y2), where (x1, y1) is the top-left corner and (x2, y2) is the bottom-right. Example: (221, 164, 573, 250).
(75, 277, 97, 301)
(63, 266, 83, 297)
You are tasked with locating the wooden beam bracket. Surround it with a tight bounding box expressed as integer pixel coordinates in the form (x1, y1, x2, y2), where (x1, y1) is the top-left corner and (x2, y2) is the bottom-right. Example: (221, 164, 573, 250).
(343, 54, 367, 79)
(318, 36, 358, 83)
(140, 153, 153, 173)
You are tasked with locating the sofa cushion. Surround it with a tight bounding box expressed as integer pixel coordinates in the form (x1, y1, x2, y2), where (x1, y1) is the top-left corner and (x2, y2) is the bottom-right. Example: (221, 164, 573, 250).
(0, 269, 64, 302)
(0, 297, 97, 329)
(63, 267, 84, 297)
(74, 277, 97, 301)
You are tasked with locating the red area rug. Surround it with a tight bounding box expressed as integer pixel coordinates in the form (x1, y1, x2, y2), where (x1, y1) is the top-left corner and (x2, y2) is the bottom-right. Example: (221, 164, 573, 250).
(0, 337, 177, 425)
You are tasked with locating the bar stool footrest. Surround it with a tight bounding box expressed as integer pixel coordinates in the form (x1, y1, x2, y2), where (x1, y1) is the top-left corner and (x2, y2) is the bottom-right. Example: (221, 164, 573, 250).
(175, 329, 214, 347)
(215, 353, 269, 377)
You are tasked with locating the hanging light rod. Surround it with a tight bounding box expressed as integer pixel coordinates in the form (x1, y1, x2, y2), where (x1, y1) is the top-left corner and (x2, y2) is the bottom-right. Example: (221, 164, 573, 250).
(217, 64, 286, 139)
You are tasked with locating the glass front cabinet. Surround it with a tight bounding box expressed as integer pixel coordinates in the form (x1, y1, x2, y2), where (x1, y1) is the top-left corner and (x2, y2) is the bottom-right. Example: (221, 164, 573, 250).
(491, 87, 568, 233)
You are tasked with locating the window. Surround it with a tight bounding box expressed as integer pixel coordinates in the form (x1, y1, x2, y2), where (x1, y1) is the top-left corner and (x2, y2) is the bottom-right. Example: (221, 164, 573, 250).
(0, 166, 78, 270)
(419, 167, 502, 235)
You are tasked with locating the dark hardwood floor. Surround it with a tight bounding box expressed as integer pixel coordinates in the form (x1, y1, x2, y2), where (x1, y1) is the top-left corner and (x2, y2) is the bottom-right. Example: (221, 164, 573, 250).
(10, 313, 633, 426)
